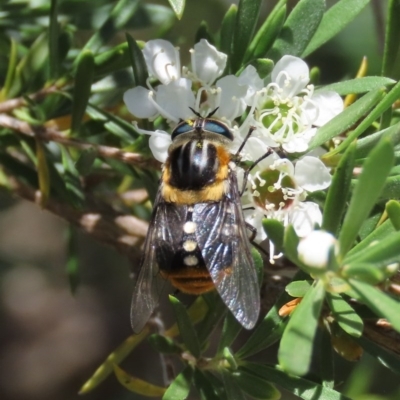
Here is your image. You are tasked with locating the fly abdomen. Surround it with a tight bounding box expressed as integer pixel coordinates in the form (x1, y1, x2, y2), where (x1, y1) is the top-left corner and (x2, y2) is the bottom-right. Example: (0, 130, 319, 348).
(168, 140, 218, 190)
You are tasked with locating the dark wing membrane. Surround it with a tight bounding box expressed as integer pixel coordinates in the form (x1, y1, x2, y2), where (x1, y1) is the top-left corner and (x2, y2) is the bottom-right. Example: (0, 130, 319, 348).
(193, 170, 260, 329)
(130, 191, 185, 333)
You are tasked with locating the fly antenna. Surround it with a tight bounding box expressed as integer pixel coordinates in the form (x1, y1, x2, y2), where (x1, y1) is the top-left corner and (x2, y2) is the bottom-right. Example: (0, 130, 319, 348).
(189, 107, 202, 118)
(207, 107, 219, 118)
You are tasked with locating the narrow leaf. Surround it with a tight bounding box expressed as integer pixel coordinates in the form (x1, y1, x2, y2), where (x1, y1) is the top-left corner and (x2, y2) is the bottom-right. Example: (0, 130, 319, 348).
(83, 0, 140, 53)
(343, 231, 400, 265)
(114, 364, 166, 396)
(79, 329, 150, 394)
(303, 0, 371, 57)
(71, 50, 94, 135)
(348, 279, 400, 332)
(326, 80, 400, 157)
(242, 363, 352, 400)
(244, 0, 286, 62)
(285, 280, 312, 298)
(0, 39, 18, 100)
(193, 369, 221, 400)
(278, 280, 325, 376)
(381, 0, 400, 77)
(163, 367, 192, 400)
(49, 0, 60, 79)
(169, 295, 201, 358)
(317, 76, 395, 96)
(268, 0, 325, 60)
(168, 0, 185, 19)
(262, 219, 284, 252)
(126, 33, 148, 87)
(233, 370, 281, 400)
(35, 138, 50, 207)
(232, 0, 262, 71)
(326, 293, 363, 337)
(322, 142, 355, 236)
(218, 312, 243, 354)
(220, 4, 238, 63)
(222, 371, 246, 400)
(386, 200, 400, 230)
(339, 139, 394, 256)
(346, 220, 395, 262)
(310, 88, 384, 151)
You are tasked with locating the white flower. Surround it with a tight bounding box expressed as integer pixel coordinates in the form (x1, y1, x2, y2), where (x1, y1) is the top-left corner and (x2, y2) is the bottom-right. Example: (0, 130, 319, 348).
(298, 231, 339, 269)
(143, 39, 181, 85)
(189, 39, 227, 86)
(250, 55, 343, 153)
(244, 155, 331, 262)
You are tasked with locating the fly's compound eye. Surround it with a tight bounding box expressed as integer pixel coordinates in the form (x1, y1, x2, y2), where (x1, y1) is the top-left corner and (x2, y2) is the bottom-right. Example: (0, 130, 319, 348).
(203, 120, 233, 140)
(171, 122, 194, 140)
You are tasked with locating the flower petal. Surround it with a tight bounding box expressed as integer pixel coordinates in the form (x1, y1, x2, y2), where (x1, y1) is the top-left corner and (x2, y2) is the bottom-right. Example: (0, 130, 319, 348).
(123, 87, 158, 119)
(290, 202, 322, 238)
(216, 75, 248, 120)
(143, 39, 180, 85)
(238, 65, 264, 105)
(310, 91, 344, 126)
(156, 78, 196, 120)
(148, 131, 172, 163)
(191, 39, 227, 85)
(294, 156, 331, 192)
(297, 230, 338, 268)
(271, 55, 309, 98)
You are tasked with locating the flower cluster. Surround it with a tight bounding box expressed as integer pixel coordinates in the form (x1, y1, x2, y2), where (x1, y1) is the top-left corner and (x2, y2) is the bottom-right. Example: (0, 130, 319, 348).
(124, 39, 344, 262)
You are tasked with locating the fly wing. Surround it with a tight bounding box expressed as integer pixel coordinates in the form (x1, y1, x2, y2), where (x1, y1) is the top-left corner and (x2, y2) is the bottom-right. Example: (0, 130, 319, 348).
(193, 170, 260, 329)
(130, 191, 185, 333)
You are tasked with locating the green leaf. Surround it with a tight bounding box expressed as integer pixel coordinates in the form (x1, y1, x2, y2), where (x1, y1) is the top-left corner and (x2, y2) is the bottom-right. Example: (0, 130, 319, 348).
(148, 334, 182, 354)
(220, 4, 237, 64)
(93, 42, 131, 77)
(317, 77, 395, 96)
(0, 39, 17, 100)
(278, 280, 325, 376)
(381, 0, 400, 77)
(71, 50, 94, 135)
(347, 279, 400, 332)
(79, 330, 151, 394)
(341, 263, 387, 285)
(75, 149, 97, 176)
(250, 58, 274, 79)
(113, 364, 166, 396)
(381, 175, 400, 199)
(60, 146, 85, 208)
(309, 88, 384, 151)
(268, 0, 325, 61)
(326, 81, 400, 157)
(193, 369, 221, 400)
(339, 139, 394, 256)
(386, 200, 400, 230)
(233, 370, 280, 400)
(262, 219, 284, 252)
(303, 0, 371, 57)
(283, 225, 302, 266)
(326, 293, 363, 337)
(217, 312, 243, 354)
(169, 295, 201, 358)
(355, 121, 400, 160)
(195, 21, 215, 45)
(83, 0, 141, 53)
(285, 280, 312, 297)
(163, 367, 192, 400)
(35, 138, 50, 207)
(322, 142, 355, 236)
(126, 33, 148, 88)
(357, 336, 400, 375)
(320, 330, 334, 389)
(232, 0, 262, 71)
(244, 0, 286, 62)
(242, 363, 352, 400)
(168, 0, 185, 19)
(222, 371, 246, 400)
(344, 231, 400, 266)
(49, 0, 60, 79)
